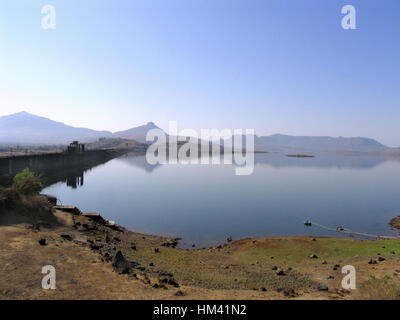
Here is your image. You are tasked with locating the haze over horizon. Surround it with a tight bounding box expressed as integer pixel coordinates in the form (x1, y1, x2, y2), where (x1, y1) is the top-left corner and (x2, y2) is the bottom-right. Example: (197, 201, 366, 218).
(1, 0, 399, 146)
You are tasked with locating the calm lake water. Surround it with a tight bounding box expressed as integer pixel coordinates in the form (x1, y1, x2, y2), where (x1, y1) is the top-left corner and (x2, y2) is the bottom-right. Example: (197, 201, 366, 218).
(43, 153, 400, 248)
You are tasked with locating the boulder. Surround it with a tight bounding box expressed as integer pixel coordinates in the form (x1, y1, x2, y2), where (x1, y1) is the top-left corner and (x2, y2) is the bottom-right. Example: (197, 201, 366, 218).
(112, 251, 131, 274)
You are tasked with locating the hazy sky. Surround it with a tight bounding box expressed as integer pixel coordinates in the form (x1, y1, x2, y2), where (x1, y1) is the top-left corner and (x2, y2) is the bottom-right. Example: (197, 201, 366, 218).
(1, 0, 399, 146)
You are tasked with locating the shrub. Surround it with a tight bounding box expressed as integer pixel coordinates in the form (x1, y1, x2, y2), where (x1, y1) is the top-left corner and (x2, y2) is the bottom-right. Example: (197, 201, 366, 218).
(12, 168, 43, 195)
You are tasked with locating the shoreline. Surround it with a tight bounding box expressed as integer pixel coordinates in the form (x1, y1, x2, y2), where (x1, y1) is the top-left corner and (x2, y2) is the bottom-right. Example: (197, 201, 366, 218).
(1, 195, 399, 300)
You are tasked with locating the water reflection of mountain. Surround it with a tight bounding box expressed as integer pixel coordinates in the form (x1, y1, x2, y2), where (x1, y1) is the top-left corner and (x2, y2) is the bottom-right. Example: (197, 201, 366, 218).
(116, 152, 161, 173)
(253, 153, 387, 169)
(1, 152, 389, 189)
(114, 153, 388, 173)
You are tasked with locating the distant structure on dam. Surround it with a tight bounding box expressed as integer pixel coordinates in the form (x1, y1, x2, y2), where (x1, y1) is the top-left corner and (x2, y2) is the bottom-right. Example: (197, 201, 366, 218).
(0, 141, 122, 187)
(66, 141, 85, 153)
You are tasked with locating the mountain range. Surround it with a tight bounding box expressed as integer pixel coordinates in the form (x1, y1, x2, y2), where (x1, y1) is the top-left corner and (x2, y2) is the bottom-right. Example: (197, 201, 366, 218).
(0, 111, 160, 145)
(0, 111, 393, 153)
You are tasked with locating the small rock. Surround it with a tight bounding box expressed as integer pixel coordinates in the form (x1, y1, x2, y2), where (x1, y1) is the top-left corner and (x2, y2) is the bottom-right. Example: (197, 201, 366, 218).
(159, 277, 169, 284)
(283, 288, 296, 297)
(328, 275, 334, 279)
(276, 269, 286, 276)
(378, 257, 386, 262)
(175, 290, 186, 296)
(131, 244, 137, 250)
(322, 260, 327, 265)
(311, 238, 317, 242)
(391, 251, 396, 255)
(310, 254, 318, 259)
(152, 283, 160, 289)
(60, 234, 72, 241)
(261, 287, 267, 292)
(317, 284, 329, 291)
(90, 243, 102, 250)
(149, 262, 154, 266)
(168, 278, 180, 287)
(38, 238, 47, 246)
(191, 244, 196, 248)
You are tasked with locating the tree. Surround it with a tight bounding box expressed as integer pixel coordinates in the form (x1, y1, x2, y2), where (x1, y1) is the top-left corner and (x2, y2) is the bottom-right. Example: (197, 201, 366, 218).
(12, 168, 43, 195)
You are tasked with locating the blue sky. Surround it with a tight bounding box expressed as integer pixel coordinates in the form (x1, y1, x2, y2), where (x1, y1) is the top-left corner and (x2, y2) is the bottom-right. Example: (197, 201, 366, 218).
(0, 0, 399, 146)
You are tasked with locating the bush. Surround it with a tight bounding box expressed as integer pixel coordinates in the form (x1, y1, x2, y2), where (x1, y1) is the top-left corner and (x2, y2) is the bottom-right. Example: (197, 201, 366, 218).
(12, 168, 43, 195)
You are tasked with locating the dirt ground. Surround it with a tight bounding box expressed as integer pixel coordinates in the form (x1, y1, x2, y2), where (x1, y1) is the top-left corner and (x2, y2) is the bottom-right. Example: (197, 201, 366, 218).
(0, 207, 399, 300)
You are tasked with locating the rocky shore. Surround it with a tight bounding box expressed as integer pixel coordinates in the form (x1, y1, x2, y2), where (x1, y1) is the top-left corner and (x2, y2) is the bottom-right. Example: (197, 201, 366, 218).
(52, 204, 182, 289)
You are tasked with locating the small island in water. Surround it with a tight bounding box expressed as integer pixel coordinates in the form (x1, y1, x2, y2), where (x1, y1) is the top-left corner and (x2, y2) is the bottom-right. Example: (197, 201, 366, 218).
(286, 154, 315, 158)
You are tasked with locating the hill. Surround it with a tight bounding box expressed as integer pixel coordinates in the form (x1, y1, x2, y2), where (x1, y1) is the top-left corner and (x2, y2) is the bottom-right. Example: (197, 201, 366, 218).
(113, 122, 162, 143)
(253, 134, 388, 153)
(0, 111, 112, 145)
(0, 112, 162, 145)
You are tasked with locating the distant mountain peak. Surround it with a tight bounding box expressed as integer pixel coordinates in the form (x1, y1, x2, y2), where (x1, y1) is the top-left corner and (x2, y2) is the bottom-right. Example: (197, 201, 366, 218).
(6, 110, 32, 117)
(113, 121, 163, 143)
